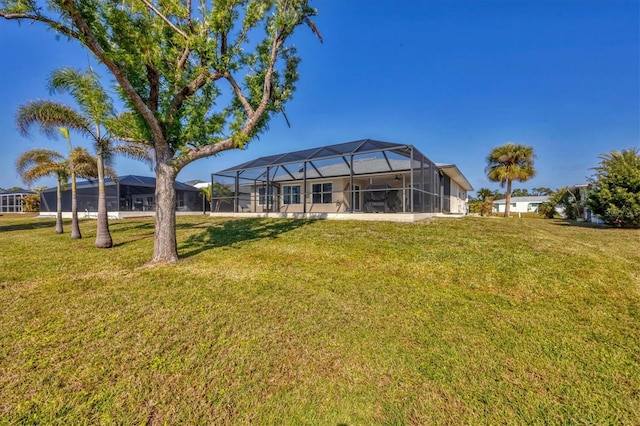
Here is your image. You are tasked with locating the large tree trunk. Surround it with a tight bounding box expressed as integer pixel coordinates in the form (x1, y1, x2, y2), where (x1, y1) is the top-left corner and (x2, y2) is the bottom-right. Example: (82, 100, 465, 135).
(55, 178, 64, 234)
(70, 171, 82, 239)
(95, 152, 113, 248)
(504, 179, 512, 218)
(152, 162, 179, 263)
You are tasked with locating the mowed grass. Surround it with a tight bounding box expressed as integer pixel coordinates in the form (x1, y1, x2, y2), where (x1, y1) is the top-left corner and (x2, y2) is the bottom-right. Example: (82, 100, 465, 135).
(0, 214, 638, 425)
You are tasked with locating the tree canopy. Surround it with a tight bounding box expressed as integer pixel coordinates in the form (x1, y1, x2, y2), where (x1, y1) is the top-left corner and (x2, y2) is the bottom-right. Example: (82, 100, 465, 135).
(587, 148, 640, 228)
(538, 187, 583, 220)
(1, 0, 322, 262)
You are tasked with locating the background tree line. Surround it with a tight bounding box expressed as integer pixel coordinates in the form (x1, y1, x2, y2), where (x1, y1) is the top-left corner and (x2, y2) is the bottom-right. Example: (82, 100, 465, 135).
(472, 145, 639, 228)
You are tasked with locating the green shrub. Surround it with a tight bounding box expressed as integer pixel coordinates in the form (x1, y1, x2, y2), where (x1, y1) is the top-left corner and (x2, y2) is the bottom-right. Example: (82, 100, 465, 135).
(587, 148, 640, 228)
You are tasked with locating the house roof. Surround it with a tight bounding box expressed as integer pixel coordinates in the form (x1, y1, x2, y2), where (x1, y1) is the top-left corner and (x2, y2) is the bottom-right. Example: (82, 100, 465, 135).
(42, 175, 199, 193)
(214, 138, 473, 191)
(216, 139, 415, 173)
(436, 164, 474, 191)
(493, 196, 549, 204)
(0, 190, 35, 195)
(271, 157, 413, 181)
(191, 182, 211, 189)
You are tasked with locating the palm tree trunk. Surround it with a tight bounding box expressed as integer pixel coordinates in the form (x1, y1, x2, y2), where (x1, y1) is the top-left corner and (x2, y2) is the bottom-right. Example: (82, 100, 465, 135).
(55, 177, 64, 234)
(504, 179, 512, 218)
(151, 163, 179, 263)
(70, 170, 82, 239)
(95, 150, 113, 248)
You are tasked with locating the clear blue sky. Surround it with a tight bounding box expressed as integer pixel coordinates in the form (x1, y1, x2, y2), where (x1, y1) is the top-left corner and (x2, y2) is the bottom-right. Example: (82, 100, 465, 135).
(1, 0, 638, 194)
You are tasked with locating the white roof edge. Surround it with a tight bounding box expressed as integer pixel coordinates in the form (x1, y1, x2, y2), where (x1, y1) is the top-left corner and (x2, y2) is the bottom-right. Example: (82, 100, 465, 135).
(437, 163, 474, 192)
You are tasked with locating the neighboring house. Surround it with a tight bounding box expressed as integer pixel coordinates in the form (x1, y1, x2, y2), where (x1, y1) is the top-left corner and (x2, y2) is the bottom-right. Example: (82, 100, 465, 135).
(185, 180, 240, 212)
(39, 175, 202, 219)
(185, 180, 210, 189)
(0, 190, 34, 213)
(574, 183, 603, 224)
(210, 139, 473, 219)
(493, 196, 549, 214)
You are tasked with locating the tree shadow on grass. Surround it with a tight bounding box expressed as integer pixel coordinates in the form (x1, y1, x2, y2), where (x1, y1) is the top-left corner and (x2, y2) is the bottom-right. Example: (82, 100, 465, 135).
(108, 221, 156, 247)
(109, 221, 155, 233)
(0, 218, 61, 232)
(178, 218, 315, 258)
(550, 219, 612, 229)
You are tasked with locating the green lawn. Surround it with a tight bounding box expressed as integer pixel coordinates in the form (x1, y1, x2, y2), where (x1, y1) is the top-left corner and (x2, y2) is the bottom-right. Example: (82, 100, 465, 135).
(1, 214, 638, 424)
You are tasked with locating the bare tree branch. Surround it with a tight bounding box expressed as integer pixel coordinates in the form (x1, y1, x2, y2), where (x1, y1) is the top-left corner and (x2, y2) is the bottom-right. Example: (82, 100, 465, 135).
(56, 0, 166, 151)
(177, 43, 191, 71)
(169, 71, 224, 115)
(139, 0, 188, 40)
(0, 11, 80, 39)
(242, 33, 285, 133)
(224, 71, 255, 118)
(175, 138, 235, 170)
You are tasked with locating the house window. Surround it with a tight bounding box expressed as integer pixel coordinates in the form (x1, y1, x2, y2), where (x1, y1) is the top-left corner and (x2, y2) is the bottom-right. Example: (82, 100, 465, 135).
(312, 182, 332, 204)
(258, 187, 274, 206)
(283, 185, 301, 204)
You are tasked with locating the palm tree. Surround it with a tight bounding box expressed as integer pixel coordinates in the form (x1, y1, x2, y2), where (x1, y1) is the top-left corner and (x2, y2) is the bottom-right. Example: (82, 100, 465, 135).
(486, 143, 536, 217)
(476, 187, 495, 217)
(16, 68, 151, 247)
(15, 147, 99, 234)
(59, 127, 84, 238)
(16, 149, 68, 233)
(477, 188, 494, 200)
(209, 182, 234, 212)
(199, 185, 212, 214)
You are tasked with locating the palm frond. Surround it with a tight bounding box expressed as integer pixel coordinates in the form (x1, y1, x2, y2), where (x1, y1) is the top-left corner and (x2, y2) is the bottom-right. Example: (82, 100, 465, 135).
(16, 100, 93, 139)
(70, 147, 100, 179)
(304, 17, 323, 43)
(104, 165, 118, 181)
(49, 67, 115, 126)
(15, 148, 67, 185)
(111, 142, 155, 168)
(15, 148, 65, 172)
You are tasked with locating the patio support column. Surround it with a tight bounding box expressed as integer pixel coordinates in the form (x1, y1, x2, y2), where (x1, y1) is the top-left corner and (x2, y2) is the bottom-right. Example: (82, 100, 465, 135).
(420, 156, 425, 213)
(210, 173, 215, 213)
(253, 178, 259, 212)
(266, 166, 271, 213)
(235, 172, 240, 213)
(349, 155, 354, 211)
(303, 161, 307, 213)
(410, 146, 414, 213)
(402, 175, 406, 213)
(438, 173, 442, 213)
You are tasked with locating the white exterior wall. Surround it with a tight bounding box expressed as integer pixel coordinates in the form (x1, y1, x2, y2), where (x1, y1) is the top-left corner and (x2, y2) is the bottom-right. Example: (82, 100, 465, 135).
(251, 176, 409, 213)
(252, 178, 348, 213)
(494, 201, 543, 213)
(448, 181, 468, 214)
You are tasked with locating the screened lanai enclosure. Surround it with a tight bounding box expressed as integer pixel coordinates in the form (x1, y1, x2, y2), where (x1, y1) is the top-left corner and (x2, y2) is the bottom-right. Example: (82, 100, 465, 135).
(0, 190, 34, 213)
(210, 139, 473, 216)
(40, 175, 203, 216)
